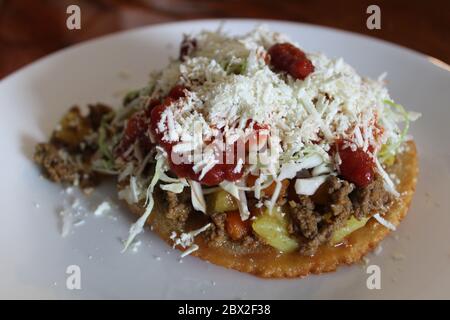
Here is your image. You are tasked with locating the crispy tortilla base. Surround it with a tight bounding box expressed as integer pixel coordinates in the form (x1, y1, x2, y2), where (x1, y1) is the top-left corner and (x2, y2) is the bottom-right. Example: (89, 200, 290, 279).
(127, 141, 418, 278)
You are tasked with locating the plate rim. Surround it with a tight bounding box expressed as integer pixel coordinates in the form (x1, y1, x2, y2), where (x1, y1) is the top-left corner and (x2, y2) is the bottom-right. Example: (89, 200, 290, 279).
(0, 18, 437, 87)
(1, 17, 448, 299)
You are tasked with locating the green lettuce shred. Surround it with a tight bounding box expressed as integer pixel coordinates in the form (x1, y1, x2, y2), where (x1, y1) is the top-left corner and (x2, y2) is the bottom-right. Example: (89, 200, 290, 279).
(379, 100, 410, 163)
(97, 112, 116, 170)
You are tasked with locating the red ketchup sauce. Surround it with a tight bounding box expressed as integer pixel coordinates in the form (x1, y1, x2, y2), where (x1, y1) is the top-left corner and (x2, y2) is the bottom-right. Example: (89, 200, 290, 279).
(149, 85, 246, 186)
(118, 85, 273, 186)
(268, 43, 314, 80)
(335, 139, 375, 188)
(115, 99, 159, 156)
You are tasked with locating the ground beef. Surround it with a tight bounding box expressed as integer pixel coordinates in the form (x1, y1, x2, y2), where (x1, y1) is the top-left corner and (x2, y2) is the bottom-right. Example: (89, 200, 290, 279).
(298, 225, 335, 256)
(241, 234, 259, 249)
(288, 196, 320, 239)
(207, 212, 227, 247)
(206, 212, 260, 249)
(351, 175, 392, 219)
(287, 176, 354, 255)
(286, 175, 389, 256)
(164, 172, 392, 256)
(34, 104, 113, 188)
(33, 143, 98, 188)
(328, 177, 355, 217)
(164, 190, 192, 229)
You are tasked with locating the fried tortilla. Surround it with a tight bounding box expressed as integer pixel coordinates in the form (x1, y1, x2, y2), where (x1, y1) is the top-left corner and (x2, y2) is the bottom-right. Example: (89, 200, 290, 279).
(126, 141, 417, 278)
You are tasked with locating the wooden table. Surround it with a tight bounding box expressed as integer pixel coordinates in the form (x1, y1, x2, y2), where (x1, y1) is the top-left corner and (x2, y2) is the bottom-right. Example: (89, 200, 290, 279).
(1, 0, 449, 79)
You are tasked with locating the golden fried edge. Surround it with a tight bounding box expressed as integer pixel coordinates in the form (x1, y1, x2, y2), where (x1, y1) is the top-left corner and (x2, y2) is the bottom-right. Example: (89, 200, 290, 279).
(126, 140, 418, 278)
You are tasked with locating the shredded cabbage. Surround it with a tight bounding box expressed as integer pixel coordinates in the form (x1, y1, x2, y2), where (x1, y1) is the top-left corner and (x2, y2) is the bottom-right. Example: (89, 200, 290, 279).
(122, 157, 163, 251)
(379, 100, 410, 163)
(123, 89, 140, 106)
(278, 153, 324, 181)
(375, 157, 399, 197)
(95, 112, 117, 172)
(201, 186, 222, 195)
(219, 181, 240, 199)
(295, 175, 328, 196)
(236, 178, 250, 220)
(188, 180, 207, 213)
(160, 182, 185, 194)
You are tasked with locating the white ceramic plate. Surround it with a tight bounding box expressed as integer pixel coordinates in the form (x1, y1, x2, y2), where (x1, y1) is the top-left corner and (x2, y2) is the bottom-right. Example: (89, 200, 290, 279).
(1, 19, 449, 299)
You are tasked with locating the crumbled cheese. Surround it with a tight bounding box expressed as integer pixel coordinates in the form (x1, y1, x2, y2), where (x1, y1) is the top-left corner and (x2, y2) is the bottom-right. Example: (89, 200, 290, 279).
(233, 158, 244, 173)
(171, 223, 212, 257)
(73, 219, 85, 227)
(180, 245, 199, 258)
(149, 27, 400, 187)
(94, 201, 112, 216)
(130, 240, 142, 253)
(60, 209, 73, 237)
(65, 187, 74, 194)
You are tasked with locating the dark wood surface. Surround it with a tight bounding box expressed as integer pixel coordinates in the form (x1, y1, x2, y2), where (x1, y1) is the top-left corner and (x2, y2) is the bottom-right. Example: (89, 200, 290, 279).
(1, 0, 449, 79)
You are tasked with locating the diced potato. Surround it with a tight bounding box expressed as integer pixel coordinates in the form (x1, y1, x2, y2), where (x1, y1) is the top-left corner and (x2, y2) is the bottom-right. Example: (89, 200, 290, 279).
(331, 216, 370, 244)
(207, 190, 238, 213)
(252, 207, 299, 253)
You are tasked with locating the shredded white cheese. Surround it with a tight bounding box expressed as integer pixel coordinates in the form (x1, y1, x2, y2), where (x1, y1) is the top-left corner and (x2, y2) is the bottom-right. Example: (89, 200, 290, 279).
(148, 26, 401, 187)
(170, 223, 212, 257)
(94, 201, 112, 216)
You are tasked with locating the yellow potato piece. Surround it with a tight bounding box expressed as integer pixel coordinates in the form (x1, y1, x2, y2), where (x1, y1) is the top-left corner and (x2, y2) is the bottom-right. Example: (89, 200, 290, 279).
(331, 216, 369, 244)
(207, 190, 238, 213)
(252, 207, 299, 253)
